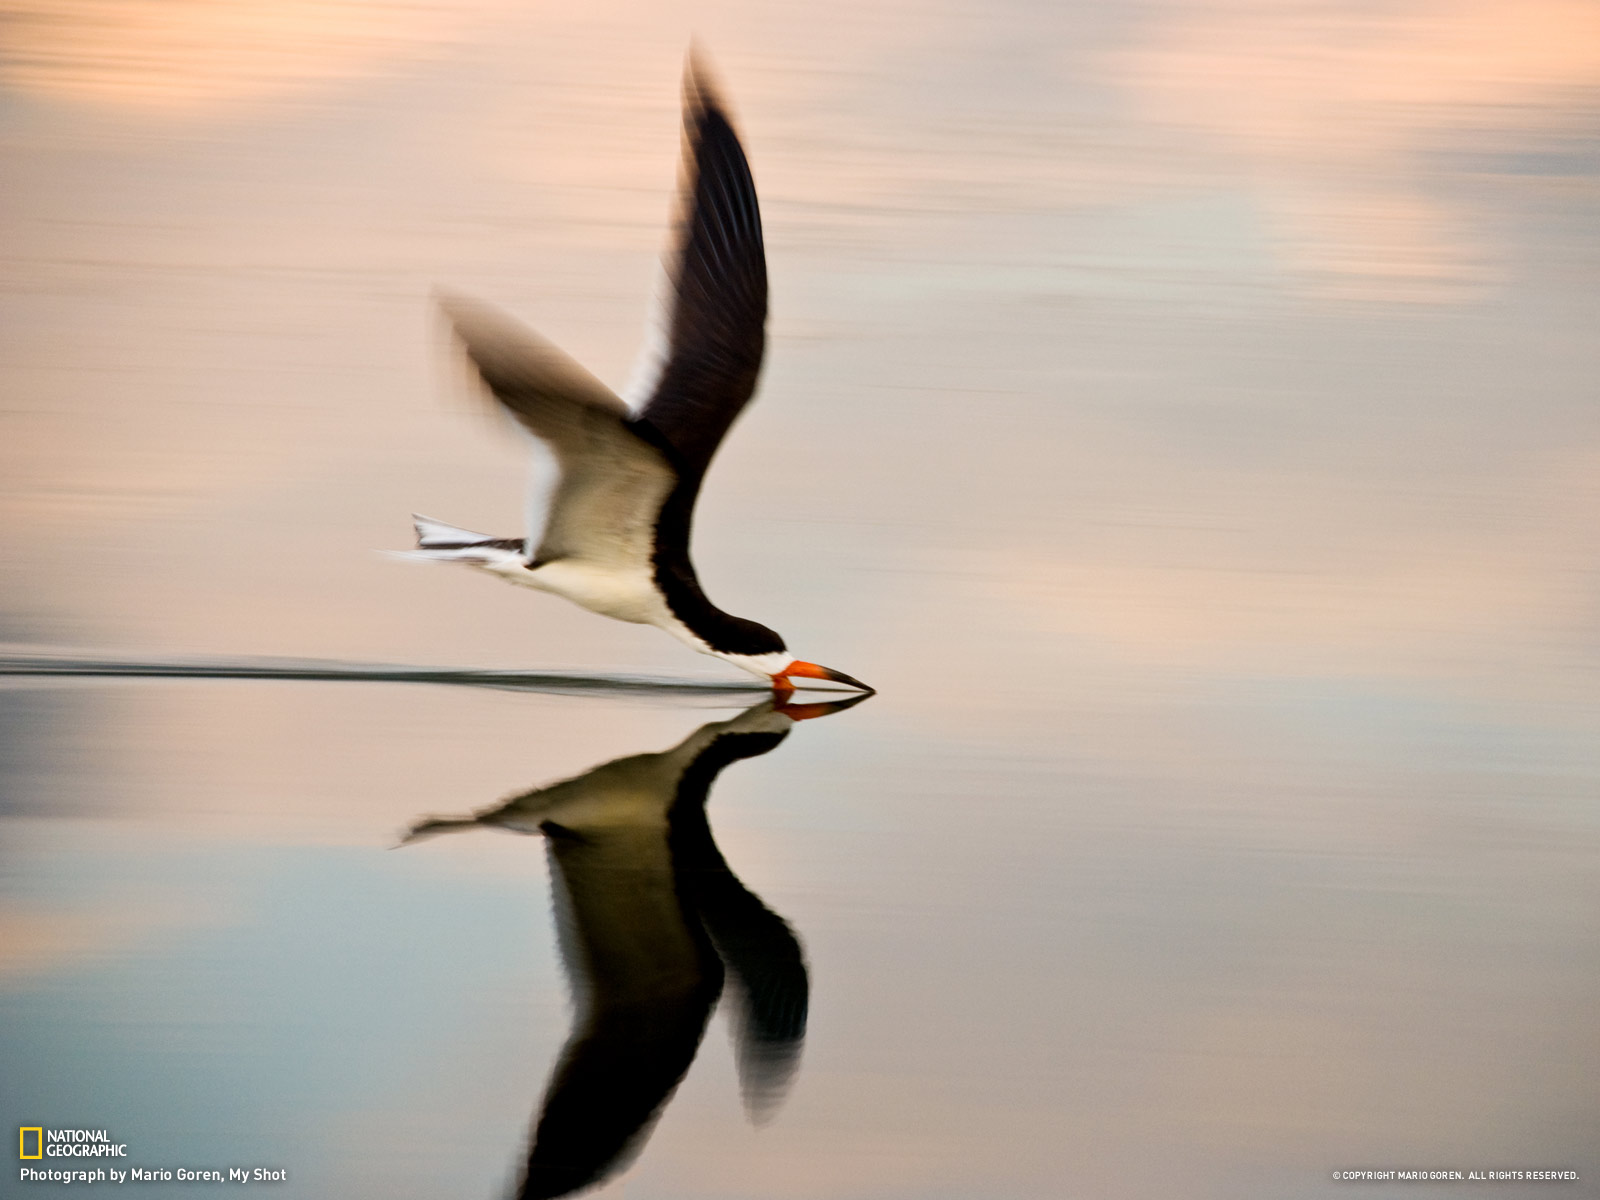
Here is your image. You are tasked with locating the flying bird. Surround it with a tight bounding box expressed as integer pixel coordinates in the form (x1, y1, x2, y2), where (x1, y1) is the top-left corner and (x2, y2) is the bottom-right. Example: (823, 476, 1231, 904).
(399, 57, 870, 695)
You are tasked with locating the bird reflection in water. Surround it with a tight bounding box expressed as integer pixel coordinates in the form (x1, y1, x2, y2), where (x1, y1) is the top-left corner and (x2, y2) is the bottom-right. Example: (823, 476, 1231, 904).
(404, 694, 867, 1199)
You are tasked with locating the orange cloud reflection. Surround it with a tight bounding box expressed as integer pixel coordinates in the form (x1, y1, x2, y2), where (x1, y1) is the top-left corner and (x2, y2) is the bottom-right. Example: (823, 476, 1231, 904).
(1118, 0, 1600, 297)
(0, 0, 503, 112)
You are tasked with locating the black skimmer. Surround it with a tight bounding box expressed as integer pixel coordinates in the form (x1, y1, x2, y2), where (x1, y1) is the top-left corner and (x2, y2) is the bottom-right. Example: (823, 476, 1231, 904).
(399, 58, 871, 696)
(404, 695, 863, 1199)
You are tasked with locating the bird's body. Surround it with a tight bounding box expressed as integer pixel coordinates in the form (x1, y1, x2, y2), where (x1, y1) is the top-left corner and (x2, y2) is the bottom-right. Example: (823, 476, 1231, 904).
(397, 58, 869, 694)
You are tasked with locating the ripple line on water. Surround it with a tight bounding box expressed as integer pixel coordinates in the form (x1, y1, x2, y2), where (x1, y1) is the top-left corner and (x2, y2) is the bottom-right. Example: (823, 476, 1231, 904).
(0, 650, 776, 698)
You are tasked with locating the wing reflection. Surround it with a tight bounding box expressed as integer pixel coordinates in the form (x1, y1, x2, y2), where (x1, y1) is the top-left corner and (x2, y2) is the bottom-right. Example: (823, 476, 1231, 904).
(405, 694, 867, 1198)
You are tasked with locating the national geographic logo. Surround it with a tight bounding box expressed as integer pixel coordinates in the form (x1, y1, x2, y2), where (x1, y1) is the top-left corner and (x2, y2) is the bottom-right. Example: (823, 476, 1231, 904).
(16, 1127, 289, 1186)
(16, 1127, 128, 1158)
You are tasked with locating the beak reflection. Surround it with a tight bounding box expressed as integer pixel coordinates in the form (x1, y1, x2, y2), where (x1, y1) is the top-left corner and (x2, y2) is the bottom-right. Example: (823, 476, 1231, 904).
(403, 693, 868, 1199)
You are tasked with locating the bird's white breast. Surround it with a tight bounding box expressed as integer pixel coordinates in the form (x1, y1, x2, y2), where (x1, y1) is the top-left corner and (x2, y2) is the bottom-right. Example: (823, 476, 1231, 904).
(501, 559, 659, 624)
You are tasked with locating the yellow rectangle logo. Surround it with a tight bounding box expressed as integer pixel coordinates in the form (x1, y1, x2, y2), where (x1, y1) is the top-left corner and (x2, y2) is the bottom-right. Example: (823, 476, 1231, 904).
(19, 1127, 43, 1159)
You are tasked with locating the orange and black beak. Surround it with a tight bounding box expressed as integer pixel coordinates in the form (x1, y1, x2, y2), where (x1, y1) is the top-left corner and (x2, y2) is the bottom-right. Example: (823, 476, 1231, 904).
(770, 660, 874, 694)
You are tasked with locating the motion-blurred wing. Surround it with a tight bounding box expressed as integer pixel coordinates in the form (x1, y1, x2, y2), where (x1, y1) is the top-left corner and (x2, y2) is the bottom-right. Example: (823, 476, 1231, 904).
(629, 59, 768, 481)
(438, 291, 675, 567)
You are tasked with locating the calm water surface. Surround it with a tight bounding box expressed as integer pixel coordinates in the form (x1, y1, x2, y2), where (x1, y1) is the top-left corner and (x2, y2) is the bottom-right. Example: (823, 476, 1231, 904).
(2, 1, 1598, 1197)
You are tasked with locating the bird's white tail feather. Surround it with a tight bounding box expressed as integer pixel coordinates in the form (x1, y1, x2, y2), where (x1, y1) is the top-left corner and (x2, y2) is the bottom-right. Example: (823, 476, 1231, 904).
(412, 513, 498, 548)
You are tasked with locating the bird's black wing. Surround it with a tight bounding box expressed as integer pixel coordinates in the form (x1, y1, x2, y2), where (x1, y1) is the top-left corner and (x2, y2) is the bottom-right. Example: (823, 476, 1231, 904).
(629, 58, 768, 484)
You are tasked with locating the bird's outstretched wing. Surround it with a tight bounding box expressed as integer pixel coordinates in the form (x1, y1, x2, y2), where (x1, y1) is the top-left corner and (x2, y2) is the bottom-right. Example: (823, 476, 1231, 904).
(438, 290, 675, 567)
(628, 57, 768, 483)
